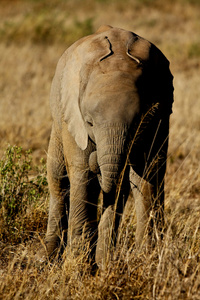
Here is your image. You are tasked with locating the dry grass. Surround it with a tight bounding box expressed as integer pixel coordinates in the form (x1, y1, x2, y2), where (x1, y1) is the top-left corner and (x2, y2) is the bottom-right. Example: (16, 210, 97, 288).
(0, 0, 200, 299)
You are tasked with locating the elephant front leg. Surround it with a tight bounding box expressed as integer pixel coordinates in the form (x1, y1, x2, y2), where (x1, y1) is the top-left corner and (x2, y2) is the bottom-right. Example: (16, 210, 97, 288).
(44, 125, 69, 259)
(96, 175, 130, 269)
(67, 169, 100, 260)
(130, 168, 154, 248)
(95, 205, 115, 269)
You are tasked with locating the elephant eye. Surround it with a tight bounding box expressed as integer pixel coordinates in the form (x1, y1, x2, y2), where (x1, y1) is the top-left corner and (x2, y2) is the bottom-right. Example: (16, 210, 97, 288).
(87, 121, 93, 127)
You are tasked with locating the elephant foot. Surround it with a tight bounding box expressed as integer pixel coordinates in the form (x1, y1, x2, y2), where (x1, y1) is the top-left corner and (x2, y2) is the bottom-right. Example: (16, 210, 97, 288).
(34, 244, 49, 267)
(35, 234, 64, 266)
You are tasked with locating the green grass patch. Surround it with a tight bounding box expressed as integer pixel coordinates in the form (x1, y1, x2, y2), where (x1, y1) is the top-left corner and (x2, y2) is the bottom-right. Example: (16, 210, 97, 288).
(0, 145, 48, 244)
(188, 42, 200, 58)
(0, 4, 94, 46)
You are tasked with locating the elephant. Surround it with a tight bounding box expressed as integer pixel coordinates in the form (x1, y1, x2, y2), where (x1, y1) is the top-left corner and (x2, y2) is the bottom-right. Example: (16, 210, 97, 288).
(42, 25, 174, 267)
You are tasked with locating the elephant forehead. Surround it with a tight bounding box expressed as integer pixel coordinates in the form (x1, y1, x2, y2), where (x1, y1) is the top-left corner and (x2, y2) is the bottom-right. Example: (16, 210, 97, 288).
(85, 87, 140, 110)
(82, 72, 140, 123)
(84, 70, 141, 96)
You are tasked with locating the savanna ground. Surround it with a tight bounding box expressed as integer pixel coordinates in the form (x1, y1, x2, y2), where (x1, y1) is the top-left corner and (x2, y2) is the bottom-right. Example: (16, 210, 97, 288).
(0, 0, 200, 299)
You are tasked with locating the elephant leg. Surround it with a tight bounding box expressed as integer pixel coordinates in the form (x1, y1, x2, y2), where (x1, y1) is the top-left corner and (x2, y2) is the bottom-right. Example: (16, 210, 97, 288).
(67, 169, 100, 259)
(96, 195, 129, 268)
(96, 171, 130, 268)
(96, 205, 114, 269)
(44, 124, 69, 258)
(60, 122, 100, 260)
(130, 168, 153, 248)
(143, 118, 169, 242)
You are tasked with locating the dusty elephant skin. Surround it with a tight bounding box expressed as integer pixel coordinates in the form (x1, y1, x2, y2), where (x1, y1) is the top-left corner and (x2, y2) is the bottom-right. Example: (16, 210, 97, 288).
(41, 25, 174, 268)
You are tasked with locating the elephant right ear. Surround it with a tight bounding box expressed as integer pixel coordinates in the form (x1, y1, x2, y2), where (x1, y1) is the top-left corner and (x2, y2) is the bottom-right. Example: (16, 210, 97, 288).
(60, 48, 88, 150)
(50, 41, 89, 151)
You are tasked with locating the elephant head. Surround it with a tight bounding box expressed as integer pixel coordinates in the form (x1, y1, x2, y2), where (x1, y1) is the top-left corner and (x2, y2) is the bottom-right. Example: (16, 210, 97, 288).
(51, 25, 173, 195)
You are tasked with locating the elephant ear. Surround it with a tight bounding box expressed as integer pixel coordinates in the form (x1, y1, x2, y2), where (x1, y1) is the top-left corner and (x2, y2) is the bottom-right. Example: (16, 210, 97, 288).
(53, 33, 113, 150)
(148, 43, 174, 116)
(49, 42, 88, 150)
(59, 43, 88, 150)
(126, 34, 174, 117)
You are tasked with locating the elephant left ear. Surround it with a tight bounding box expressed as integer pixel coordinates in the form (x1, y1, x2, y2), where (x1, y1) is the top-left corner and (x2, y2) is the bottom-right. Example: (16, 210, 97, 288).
(127, 34, 174, 116)
(149, 44, 174, 116)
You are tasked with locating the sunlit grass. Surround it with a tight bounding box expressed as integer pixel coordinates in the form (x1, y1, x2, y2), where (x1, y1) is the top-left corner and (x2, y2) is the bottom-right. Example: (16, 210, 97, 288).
(0, 0, 200, 298)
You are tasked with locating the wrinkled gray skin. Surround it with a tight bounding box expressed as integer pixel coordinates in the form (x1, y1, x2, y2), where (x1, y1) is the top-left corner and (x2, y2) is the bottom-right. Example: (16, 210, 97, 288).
(43, 25, 174, 267)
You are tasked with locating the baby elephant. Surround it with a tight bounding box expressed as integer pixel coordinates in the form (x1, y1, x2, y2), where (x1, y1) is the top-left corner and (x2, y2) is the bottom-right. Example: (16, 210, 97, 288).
(43, 25, 174, 267)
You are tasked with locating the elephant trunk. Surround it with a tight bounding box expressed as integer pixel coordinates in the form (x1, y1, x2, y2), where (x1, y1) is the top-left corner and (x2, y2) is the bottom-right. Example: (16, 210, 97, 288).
(98, 153, 125, 194)
(94, 124, 129, 194)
